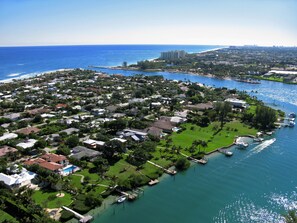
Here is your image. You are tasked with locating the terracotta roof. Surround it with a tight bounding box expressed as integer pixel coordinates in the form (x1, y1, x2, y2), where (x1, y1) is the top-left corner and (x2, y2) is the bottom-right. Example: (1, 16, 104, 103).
(16, 126, 40, 135)
(39, 162, 62, 171)
(26, 108, 50, 115)
(55, 103, 67, 109)
(0, 146, 18, 157)
(41, 153, 67, 163)
(24, 158, 45, 166)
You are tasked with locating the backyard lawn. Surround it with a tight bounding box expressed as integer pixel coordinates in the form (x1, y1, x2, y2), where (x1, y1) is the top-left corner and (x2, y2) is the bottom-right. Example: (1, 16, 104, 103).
(170, 121, 257, 154)
(32, 190, 72, 208)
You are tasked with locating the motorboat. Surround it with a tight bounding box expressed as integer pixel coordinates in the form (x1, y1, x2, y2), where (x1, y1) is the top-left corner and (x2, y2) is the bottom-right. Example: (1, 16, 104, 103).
(253, 138, 264, 143)
(117, 195, 127, 203)
(236, 141, 249, 148)
(289, 112, 296, 118)
(289, 121, 295, 127)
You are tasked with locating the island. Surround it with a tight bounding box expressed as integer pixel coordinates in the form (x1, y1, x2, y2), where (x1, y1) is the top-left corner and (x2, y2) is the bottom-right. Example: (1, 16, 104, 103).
(0, 69, 285, 222)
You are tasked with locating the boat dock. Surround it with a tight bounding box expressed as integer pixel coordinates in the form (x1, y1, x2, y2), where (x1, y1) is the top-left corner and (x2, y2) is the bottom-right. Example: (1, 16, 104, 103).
(180, 152, 208, 165)
(147, 160, 177, 175)
(62, 206, 93, 223)
(118, 190, 138, 200)
(148, 179, 159, 186)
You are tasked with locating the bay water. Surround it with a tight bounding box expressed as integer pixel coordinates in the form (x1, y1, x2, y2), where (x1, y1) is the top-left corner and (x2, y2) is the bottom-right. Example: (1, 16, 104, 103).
(1, 45, 296, 222)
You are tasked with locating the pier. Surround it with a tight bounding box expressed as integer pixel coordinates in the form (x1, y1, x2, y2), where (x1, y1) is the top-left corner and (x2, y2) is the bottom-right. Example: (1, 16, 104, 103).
(147, 160, 177, 175)
(62, 206, 93, 223)
(179, 152, 208, 165)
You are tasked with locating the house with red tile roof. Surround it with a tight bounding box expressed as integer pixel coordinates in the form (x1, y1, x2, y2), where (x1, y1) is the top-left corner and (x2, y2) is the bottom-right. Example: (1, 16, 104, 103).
(24, 154, 69, 173)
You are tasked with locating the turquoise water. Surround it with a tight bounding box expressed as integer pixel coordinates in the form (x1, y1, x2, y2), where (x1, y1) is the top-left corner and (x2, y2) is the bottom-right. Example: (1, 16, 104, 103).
(62, 165, 77, 174)
(1, 45, 296, 222)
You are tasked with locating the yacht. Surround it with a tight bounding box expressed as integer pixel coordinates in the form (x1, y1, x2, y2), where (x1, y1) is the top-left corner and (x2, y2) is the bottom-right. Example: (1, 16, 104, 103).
(117, 195, 127, 203)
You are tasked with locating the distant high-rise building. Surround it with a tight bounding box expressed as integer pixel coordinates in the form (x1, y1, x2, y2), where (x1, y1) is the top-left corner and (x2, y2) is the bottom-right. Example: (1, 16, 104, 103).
(160, 50, 186, 60)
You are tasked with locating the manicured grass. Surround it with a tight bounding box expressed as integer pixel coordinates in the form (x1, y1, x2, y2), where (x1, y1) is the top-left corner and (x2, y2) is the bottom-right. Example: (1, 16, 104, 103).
(32, 190, 72, 208)
(0, 210, 18, 223)
(77, 168, 100, 182)
(68, 174, 84, 189)
(170, 121, 257, 154)
(106, 159, 140, 181)
(139, 162, 162, 179)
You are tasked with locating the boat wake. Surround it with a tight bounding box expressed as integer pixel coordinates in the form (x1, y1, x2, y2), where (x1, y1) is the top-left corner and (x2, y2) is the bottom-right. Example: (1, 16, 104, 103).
(251, 138, 276, 154)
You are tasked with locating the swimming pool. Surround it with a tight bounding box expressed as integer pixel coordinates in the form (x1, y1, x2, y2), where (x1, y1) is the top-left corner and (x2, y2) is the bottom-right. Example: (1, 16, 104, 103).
(62, 165, 77, 175)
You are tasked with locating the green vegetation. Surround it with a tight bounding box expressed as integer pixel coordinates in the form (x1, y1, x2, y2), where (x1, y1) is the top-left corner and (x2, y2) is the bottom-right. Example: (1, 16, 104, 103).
(0, 209, 18, 223)
(170, 122, 257, 154)
(32, 190, 72, 208)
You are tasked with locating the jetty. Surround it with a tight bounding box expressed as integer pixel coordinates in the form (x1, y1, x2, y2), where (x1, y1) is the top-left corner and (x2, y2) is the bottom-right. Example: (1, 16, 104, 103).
(117, 190, 138, 201)
(218, 149, 233, 156)
(148, 179, 159, 186)
(62, 206, 93, 223)
(147, 160, 177, 175)
(179, 152, 208, 165)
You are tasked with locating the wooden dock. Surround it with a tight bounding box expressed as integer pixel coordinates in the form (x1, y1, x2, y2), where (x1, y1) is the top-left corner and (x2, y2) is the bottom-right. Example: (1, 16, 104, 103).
(147, 160, 177, 175)
(148, 179, 159, 186)
(180, 152, 208, 165)
(62, 206, 93, 223)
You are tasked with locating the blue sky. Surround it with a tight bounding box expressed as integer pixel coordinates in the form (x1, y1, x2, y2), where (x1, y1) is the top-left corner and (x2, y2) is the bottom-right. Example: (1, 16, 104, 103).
(0, 0, 296, 46)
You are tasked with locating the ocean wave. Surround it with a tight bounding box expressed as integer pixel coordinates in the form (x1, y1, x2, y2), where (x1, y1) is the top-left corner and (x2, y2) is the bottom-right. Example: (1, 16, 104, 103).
(7, 73, 22, 77)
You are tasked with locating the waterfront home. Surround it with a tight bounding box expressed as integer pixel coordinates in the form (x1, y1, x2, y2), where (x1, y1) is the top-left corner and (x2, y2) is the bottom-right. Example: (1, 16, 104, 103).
(71, 146, 102, 161)
(145, 126, 163, 138)
(0, 168, 37, 189)
(186, 102, 214, 111)
(24, 154, 69, 173)
(0, 133, 18, 141)
(151, 117, 175, 133)
(0, 145, 18, 157)
(225, 98, 248, 108)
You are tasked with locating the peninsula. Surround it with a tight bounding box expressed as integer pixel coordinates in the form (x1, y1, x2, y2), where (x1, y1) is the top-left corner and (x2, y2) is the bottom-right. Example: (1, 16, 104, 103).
(0, 69, 285, 222)
(115, 46, 297, 84)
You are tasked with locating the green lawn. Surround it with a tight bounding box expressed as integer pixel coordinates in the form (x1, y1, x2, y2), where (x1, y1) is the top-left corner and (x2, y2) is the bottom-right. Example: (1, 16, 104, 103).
(0, 210, 18, 223)
(170, 121, 257, 154)
(32, 190, 72, 208)
(106, 159, 140, 181)
(77, 167, 101, 182)
(68, 174, 84, 189)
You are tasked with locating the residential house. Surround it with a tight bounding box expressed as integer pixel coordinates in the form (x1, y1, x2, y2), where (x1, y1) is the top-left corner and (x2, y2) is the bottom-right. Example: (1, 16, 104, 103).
(83, 139, 105, 149)
(0, 146, 18, 158)
(16, 126, 40, 135)
(0, 133, 18, 141)
(71, 146, 102, 160)
(0, 168, 36, 189)
(16, 139, 37, 149)
(60, 128, 79, 135)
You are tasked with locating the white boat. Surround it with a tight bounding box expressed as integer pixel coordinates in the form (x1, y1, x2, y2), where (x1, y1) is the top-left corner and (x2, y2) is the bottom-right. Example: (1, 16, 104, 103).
(253, 138, 264, 142)
(117, 195, 127, 203)
(289, 112, 296, 118)
(236, 142, 249, 148)
(289, 121, 295, 127)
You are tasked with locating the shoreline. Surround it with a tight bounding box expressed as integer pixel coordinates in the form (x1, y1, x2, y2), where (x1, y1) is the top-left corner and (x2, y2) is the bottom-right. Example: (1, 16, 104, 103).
(77, 135, 258, 222)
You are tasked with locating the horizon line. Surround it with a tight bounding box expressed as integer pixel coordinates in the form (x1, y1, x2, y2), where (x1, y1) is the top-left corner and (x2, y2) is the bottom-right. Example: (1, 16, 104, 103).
(0, 43, 296, 48)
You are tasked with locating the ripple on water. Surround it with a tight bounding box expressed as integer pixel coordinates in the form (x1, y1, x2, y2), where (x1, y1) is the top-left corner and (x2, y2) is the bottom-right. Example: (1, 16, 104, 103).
(213, 194, 285, 223)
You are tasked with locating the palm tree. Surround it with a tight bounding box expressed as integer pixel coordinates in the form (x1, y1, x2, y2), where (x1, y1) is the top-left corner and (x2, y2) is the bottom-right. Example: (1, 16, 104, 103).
(284, 210, 297, 223)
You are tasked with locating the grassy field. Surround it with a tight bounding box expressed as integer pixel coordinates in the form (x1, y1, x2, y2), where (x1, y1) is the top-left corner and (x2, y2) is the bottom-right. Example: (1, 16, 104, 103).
(170, 121, 257, 154)
(0, 210, 18, 223)
(32, 190, 72, 208)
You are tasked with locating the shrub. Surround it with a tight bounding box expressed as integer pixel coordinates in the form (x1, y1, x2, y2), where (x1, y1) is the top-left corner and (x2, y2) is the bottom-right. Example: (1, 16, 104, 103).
(60, 210, 74, 222)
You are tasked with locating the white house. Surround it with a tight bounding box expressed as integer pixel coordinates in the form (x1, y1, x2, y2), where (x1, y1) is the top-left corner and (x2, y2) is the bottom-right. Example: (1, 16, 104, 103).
(0, 168, 36, 189)
(225, 98, 248, 108)
(0, 133, 18, 141)
(16, 139, 37, 149)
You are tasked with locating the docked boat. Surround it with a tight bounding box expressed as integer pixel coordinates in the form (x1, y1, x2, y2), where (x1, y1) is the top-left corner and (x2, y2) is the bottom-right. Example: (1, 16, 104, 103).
(289, 121, 295, 128)
(117, 195, 127, 203)
(236, 142, 249, 148)
(218, 148, 233, 156)
(253, 138, 264, 143)
(289, 112, 296, 118)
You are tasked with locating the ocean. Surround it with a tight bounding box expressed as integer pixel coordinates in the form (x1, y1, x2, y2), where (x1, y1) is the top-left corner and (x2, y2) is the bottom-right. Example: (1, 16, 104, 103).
(0, 45, 220, 81)
(1, 45, 297, 223)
